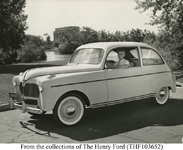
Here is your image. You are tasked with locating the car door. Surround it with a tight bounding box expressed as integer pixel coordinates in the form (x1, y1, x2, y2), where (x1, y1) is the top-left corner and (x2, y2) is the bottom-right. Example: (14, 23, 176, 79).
(105, 47, 145, 105)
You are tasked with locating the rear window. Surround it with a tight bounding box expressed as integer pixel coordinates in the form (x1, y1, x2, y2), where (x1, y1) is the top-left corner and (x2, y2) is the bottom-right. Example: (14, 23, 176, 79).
(141, 47, 164, 66)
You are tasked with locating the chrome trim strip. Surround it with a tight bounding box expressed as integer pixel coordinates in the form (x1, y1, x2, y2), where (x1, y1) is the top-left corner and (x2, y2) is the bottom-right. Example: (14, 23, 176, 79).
(92, 93, 155, 108)
(51, 71, 170, 88)
(91, 102, 108, 108)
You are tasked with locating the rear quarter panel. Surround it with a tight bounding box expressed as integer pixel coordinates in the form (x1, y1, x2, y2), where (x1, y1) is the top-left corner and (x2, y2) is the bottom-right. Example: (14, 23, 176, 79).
(142, 64, 176, 94)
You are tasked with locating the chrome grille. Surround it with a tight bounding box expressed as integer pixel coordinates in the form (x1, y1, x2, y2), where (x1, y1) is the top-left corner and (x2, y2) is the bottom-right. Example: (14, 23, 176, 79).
(24, 83, 39, 97)
(24, 99, 38, 105)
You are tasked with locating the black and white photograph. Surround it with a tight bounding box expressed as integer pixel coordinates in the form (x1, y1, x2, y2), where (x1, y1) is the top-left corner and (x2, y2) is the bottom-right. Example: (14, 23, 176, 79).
(0, 0, 183, 148)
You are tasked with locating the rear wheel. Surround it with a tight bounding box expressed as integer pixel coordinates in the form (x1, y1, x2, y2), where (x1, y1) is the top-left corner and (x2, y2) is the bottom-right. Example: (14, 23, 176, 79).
(53, 93, 85, 126)
(152, 87, 170, 106)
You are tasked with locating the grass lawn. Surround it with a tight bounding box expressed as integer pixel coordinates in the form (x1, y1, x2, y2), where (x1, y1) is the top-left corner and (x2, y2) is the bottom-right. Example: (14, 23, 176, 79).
(0, 60, 68, 105)
(0, 74, 15, 105)
(0, 60, 183, 105)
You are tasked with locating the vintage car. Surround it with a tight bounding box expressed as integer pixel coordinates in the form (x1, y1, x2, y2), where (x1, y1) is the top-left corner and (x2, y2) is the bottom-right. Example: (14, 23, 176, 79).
(10, 42, 176, 126)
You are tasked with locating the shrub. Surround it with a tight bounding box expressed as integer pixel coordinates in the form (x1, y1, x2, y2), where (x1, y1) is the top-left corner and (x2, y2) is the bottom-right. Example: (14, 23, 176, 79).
(144, 30, 183, 71)
(0, 49, 18, 65)
(0, 50, 11, 65)
(158, 48, 180, 71)
(36, 48, 47, 60)
(58, 43, 67, 54)
(17, 43, 47, 63)
(54, 42, 59, 48)
(58, 42, 80, 54)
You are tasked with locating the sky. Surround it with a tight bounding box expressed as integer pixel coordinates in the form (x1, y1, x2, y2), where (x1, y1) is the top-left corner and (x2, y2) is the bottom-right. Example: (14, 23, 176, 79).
(24, 0, 158, 40)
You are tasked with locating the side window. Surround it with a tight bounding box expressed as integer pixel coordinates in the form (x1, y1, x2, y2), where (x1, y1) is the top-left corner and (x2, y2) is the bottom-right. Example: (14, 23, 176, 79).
(128, 48, 140, 67)
(105, 50, 118, 68)
(105, 47, 140, 68)
(141, 48, 164, 66)
(106, 51, 118, 61)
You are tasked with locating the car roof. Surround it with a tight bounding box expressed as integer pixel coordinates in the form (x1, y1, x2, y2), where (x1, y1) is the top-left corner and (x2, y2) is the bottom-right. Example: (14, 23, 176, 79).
(76, 42, 154, 51)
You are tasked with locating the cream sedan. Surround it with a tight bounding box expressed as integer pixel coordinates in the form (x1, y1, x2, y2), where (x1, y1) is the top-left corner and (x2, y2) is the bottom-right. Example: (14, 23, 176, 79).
(10, 42, 176, 126)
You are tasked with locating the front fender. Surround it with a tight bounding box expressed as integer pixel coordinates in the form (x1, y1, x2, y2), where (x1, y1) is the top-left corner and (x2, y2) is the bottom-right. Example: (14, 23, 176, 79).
(39, 71, 107, 111)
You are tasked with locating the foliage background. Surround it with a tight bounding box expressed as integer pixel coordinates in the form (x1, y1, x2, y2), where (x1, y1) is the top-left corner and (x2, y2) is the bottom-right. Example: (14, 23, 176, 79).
(0, 0, 183, 71)
(55, 27, 183, 71)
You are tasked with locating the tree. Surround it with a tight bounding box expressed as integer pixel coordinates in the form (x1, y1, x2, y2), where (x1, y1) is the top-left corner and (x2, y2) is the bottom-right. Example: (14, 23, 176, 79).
(46, 35, 51, 45)
(57, 27, 81, 54)
(25, 35, 44, 47)
(79, 27, 99, 44)
(97, 30, 110, 42)
(0, 0, 27, 53)
(129, 28, 146, 42)
(113, 31, 125, 41)
(17, 35, 47, 63)
(152, 30, 183, 70)
(135, 0, 183, 70)
(143, 30, 157, 45)
(134, 0, 183, 35)
(58, 27, 80, 44)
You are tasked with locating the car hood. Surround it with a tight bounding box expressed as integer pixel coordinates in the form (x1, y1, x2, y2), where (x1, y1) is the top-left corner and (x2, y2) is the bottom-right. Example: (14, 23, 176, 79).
(23, 64, 100, 81)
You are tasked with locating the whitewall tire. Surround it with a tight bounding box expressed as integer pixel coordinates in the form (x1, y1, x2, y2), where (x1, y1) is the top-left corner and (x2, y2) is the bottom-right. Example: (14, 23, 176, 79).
(53, 93, 85, 126)
(152, 87, 170, 106)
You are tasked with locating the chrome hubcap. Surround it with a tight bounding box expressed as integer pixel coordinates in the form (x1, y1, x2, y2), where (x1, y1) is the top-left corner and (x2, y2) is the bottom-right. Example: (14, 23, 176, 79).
(57, 96, 84, 125)
(159, 90, 165, 97)
(66, 106, 76, 116)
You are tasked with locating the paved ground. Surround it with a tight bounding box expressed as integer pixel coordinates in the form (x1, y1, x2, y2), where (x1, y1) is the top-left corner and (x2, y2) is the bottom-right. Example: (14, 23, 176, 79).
(0, 85, 183, 143)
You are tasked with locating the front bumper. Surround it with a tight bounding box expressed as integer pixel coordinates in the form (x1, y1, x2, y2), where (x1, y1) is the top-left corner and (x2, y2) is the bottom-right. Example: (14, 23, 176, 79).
(9, 92, 43, 114)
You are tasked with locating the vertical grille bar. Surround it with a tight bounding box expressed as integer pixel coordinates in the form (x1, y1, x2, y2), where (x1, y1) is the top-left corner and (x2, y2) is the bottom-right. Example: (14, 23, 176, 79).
(19, 82, 23, 94)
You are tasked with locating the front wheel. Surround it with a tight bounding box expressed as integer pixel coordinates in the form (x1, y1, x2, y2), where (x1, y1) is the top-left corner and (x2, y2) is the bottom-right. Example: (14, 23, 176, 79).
(152, 87, 170, 106)
(53, 93, 85, 126)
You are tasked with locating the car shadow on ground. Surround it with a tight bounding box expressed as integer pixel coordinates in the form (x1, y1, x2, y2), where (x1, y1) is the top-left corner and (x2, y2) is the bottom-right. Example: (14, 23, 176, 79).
(25, 98, 183, 141)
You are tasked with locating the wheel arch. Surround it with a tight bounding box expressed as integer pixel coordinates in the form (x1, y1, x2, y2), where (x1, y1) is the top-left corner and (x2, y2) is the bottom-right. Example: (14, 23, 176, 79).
(57, 90, 91, 107)
(168, 85, 175, 92)
(168, 86, 171, 91)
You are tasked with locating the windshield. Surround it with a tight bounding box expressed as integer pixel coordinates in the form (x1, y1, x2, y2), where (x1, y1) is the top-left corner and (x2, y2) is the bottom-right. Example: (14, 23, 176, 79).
(69, 48, 104, 64)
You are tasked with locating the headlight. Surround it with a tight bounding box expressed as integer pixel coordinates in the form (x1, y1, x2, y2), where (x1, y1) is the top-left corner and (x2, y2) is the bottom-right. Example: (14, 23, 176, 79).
(19, 72, 23, 76)
(38, 81, 43, 92)
(12, 78, 17, 87)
